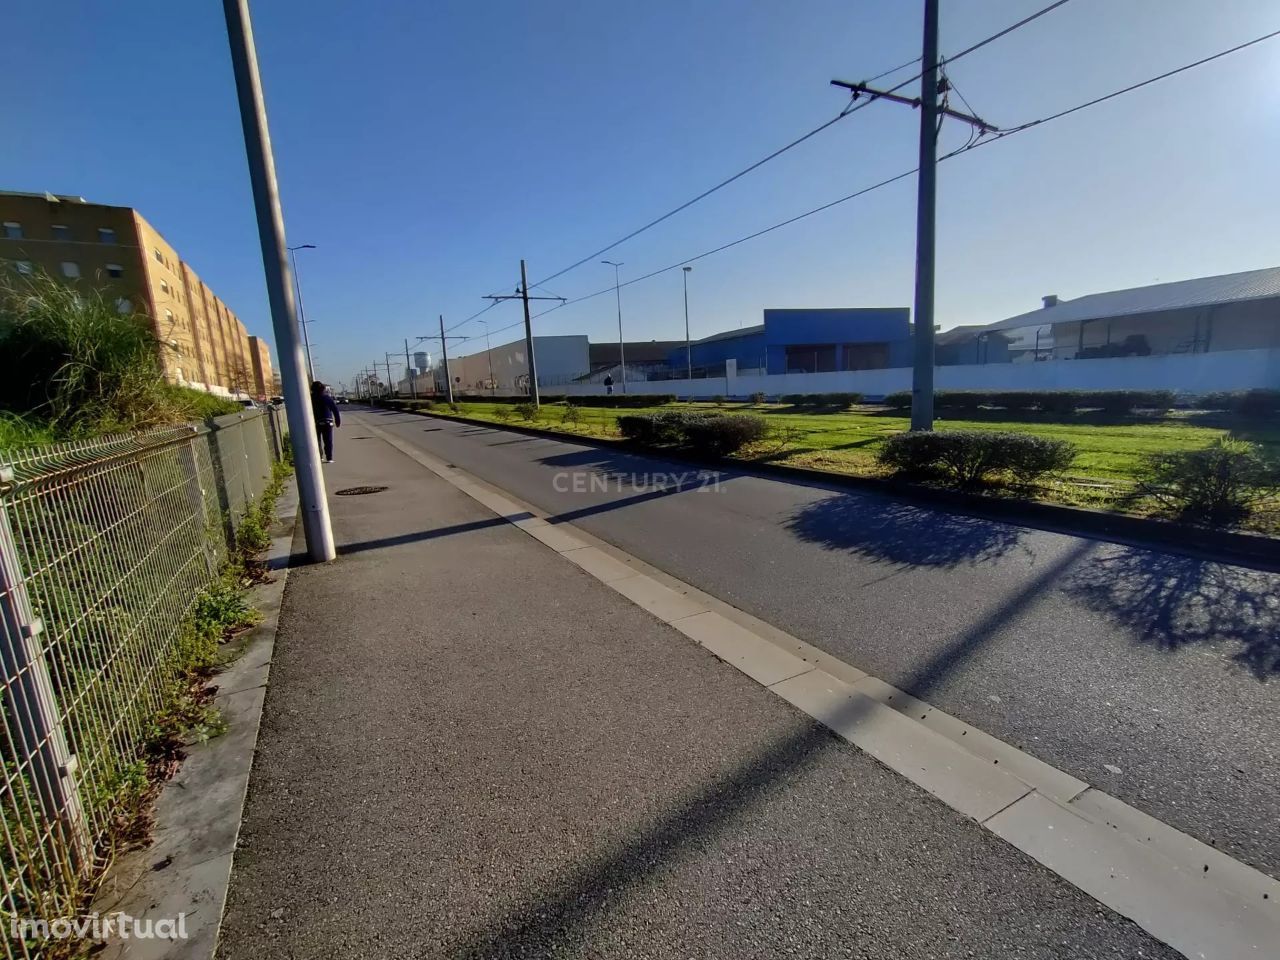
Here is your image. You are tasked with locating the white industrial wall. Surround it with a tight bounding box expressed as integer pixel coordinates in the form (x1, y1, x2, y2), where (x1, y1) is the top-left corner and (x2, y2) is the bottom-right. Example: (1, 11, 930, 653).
(546, 347, 1280, 399)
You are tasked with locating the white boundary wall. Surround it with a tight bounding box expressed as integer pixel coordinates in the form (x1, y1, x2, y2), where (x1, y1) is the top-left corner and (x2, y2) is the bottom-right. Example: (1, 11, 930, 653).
(547, 348, 1280, 399)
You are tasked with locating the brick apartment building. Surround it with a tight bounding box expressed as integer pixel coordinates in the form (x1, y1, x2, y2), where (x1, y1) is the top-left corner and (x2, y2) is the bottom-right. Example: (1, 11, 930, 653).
(0, 190, 273, 398)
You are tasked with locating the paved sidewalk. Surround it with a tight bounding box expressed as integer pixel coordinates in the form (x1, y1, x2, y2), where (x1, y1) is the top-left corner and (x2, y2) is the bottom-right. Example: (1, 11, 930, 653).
(216, 415, 1173, 959)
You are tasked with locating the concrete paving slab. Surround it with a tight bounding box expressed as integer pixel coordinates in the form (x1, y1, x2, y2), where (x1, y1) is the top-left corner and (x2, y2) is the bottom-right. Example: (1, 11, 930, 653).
(607, 573, 711, 623)
(987, 790, 1280, 960)
(852, 674, 1089, 805)
(770, 670, 1033, 823)
(560, 544, 640, 583)
(671, 610, 813, 686)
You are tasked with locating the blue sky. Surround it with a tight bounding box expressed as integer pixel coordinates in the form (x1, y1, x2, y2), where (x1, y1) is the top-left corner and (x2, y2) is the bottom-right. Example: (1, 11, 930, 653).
(5, 0, 1277, 386)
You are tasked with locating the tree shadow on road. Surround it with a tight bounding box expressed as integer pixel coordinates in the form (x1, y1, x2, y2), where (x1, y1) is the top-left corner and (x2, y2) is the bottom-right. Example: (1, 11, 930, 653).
(1060, 548, 1280, 678)
(784, 493, 1029, 569)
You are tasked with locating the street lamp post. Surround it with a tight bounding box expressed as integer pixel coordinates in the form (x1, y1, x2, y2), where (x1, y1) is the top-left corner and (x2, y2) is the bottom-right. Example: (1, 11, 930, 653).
(682, 266, 693, 385)
(479, 319, 495, 396)
(602, 260, 626, 393)
(287, 243, 316, 384)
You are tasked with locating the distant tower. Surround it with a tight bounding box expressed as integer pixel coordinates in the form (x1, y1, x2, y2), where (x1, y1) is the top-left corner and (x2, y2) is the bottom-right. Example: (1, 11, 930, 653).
(414, 350, 430, 374)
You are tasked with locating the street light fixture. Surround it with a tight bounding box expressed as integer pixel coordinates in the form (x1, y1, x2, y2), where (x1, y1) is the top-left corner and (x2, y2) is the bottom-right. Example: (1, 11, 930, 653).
(682, 266, 693, 385)
(602, 260, 626, 393)
(287, 243, 316, 384)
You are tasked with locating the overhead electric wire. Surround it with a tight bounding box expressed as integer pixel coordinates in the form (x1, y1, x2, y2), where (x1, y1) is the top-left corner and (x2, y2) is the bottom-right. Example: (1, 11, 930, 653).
(498, 24, 1279, 337)
(525, 0, 1075, 292)
(966, 25, 1280, 148)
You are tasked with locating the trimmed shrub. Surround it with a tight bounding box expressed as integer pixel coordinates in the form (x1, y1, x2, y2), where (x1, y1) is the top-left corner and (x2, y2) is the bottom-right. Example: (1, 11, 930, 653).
(561, 403, 581, 425)
(749, 391, 767, 405)
(514, 401, 539, 421)
(617, 410, 766, 456)
(878, 430, 1078, 488)
(709, 395, 727, 406)
(617, 411, 709, 445)
(682, 414, 769, 455)
(883, 391, 913, 410)
(1141, 438, 1276, 525)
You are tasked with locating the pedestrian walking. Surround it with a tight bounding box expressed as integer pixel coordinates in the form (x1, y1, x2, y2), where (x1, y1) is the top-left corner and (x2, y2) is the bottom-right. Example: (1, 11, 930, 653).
(603, 373, 614, 396)
(310, 380, 340, 463)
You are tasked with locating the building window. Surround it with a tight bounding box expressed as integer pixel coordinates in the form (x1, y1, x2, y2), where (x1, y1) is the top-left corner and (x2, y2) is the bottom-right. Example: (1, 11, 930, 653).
(60, 261, 81, 279)
(98, 227, 117, 244)
(154, 248, 164, 263)
(12, 261, 33, 275)
(160, 279, 170, 294)
(51, 224, 71, 241)
(106, 263, 124, 278)
(115, 298, 133, 314)
(3, 222, 21, 239)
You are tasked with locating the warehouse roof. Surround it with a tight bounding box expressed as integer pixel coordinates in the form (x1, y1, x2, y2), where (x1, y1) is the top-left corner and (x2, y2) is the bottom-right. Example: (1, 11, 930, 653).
(692, 324, 765, 345)
(989, 266, 1280, 331)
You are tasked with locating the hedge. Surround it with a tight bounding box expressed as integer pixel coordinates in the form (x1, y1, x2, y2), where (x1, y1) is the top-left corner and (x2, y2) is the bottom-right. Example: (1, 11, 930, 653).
(878, 430, 1077, 487)
(618, 411, 768, 455)
(782, 393, 864, 409)
(1196, 389, 1280, 417)
(880, 390, 1176, 415)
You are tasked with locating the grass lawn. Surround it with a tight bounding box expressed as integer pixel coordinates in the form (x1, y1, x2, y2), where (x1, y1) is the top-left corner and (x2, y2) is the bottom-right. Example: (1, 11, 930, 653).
(403, 399, 1279, 529)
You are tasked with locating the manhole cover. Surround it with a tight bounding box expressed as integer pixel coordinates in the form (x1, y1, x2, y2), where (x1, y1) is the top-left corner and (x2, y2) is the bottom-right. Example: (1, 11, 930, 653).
(334, 485, 389, 496)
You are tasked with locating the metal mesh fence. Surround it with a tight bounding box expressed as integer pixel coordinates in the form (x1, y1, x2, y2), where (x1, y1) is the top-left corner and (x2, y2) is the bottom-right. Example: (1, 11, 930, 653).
(0, 409, 280, 954)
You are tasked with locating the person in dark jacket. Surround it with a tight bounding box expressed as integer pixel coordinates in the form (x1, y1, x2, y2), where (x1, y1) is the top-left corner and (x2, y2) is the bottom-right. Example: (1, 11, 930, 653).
(310, 380, 340, 462)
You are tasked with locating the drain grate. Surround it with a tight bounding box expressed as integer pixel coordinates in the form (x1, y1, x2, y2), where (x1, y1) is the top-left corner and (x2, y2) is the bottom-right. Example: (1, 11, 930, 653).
(334, 485, 389, 496)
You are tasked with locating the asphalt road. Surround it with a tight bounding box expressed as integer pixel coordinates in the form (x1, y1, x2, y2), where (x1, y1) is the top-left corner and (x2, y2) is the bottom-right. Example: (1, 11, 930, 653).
(220, 425, 1176, 959)
(359, 407, 1280, 882)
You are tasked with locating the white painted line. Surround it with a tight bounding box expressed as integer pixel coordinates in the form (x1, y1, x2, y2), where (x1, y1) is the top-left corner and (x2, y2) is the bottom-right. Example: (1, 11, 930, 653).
(771, 670, 1032, 823)
(671, 611, 813, 687)
(987, 791, 1280, 960)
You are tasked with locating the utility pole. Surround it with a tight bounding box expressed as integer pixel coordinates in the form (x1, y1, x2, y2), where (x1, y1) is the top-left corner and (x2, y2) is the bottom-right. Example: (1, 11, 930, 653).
(484, 260, 565, 407)
(602, 260, 627, 393)
(384, 353, 398, 397)
(831, 0, 994, 431)
(223, 0, 334, 562)
(682, 266, 693, 383)
(439, 315, 454, 404)
(912, 0, 940, 432)
(404, 338, 416, 400)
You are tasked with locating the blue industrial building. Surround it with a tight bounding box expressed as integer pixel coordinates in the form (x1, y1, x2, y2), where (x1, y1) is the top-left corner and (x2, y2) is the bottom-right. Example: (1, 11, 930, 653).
(669, 308, 912, 376)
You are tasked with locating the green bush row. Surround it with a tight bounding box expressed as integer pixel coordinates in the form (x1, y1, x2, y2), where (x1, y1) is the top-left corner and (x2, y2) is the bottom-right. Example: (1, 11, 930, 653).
(1195, 389, 1280, 417)
(877, 430, 1077, 487)
(617, 410, 769, 455)
(781, 392, 864, 409)
(881, 390, 1176, 415)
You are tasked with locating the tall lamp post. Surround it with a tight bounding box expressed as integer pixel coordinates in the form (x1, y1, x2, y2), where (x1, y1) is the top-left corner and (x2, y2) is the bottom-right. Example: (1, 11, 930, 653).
(682, 266, 693, 384)
(287, 243, 317, 384)
(479, 319, 495, 396)
(602, 260, 626, 393)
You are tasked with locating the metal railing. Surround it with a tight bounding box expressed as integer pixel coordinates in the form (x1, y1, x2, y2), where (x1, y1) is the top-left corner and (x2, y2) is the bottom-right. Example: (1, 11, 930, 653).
(0, 408, 282, 954)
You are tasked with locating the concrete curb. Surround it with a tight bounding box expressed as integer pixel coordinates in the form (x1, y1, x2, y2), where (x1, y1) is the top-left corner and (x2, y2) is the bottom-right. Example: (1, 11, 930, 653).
(91, 485, 301, 960)
(361, 411, 1280, 960)
(376, 404, 1279, 571)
